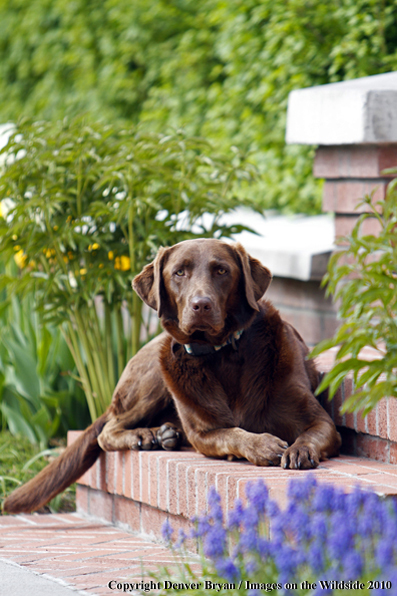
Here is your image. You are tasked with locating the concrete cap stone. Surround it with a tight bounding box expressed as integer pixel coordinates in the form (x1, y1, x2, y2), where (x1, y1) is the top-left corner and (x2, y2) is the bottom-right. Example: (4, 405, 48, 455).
(286, 72, 397, 145)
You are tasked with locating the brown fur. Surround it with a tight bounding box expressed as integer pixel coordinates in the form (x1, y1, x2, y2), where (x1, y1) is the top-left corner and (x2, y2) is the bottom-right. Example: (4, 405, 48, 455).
(3, 239, 341, 514)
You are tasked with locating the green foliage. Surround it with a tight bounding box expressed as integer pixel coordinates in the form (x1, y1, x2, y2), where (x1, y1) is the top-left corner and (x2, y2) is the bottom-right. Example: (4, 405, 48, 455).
(0, 430, 75, 512)
(0, 261, 90, 447)
(310, 179, 397, 414)
(1, 0, 397, 213)
(0, 118, 256, 420)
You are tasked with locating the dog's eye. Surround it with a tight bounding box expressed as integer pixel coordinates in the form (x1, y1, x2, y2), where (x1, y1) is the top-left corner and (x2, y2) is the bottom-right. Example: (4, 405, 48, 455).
(175, 269, 185, 277)
(217, 268, 227, 275)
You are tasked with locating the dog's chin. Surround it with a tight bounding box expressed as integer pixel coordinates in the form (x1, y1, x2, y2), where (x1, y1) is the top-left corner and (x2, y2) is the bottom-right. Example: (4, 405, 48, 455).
(162, 318, 226, 345)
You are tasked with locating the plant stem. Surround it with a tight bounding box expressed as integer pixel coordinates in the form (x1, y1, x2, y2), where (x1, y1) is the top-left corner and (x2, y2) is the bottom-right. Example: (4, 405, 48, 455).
(115, 306, 126, 379)
(63, 322, 98, 421)
(104, 299, 116, 392)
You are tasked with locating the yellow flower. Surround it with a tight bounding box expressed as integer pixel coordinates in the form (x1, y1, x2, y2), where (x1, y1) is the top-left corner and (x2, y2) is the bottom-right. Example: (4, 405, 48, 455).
(13, 245, 21, 251)
(53, 225, 59, 231)
(68, 251, 74, 260)
(114, 255, 131, 271)
(44, 248, 56, 258)
(14, 250, 27, 269)
(99, 263, 104, 269)
(80, 268, 87, 276)
(108, 251, 114, 260)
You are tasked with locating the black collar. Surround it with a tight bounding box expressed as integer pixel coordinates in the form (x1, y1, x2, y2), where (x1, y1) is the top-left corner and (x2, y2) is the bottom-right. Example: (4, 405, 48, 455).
(183, 329, 244, 356)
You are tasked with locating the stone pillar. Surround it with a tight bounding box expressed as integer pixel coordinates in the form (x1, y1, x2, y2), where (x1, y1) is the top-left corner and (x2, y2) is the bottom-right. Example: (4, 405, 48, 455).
(286, 72, 397, 241)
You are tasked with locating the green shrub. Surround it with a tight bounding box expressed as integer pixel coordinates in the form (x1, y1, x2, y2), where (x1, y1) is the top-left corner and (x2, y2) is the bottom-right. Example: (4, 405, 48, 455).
(1, 0, 397, 214)
(0, 118, 256, 420)
(0, 257, 90, 447)
(310, 178, 397, 414)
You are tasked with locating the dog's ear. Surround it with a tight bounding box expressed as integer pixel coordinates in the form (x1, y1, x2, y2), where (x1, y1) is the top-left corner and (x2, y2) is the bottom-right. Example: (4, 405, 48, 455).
(132, 247, 168, 316)
(233, 243, 272, 311)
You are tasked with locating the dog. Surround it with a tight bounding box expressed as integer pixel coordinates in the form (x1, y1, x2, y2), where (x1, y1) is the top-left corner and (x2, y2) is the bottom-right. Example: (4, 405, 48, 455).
(3, 239, 341, 513)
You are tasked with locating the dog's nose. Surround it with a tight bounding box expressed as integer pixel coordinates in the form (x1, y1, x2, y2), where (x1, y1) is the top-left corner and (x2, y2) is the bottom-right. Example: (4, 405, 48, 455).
(191, 296, 212, 314)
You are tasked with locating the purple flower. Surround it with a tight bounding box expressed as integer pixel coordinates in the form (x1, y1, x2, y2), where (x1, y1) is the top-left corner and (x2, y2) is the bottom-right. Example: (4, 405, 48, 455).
(246, 559, 258, 574)
(343, 551, 363, 578)
(376, 540, 395, 569)
(175, 528, 187, 548)
(309, 512, 328, 543)
(214, 557, 240, 582)
(246, 479, 268, 512)
(203, 525, 226, 558)
(242, 504, 260, 530)
(207, 486, 224, 524)
(266, 498, 280, 518)
(239, 528, 258, 553)
(307, 540, 325, 574)
(228, 498, 245, 530)
(161, 519, 174, 542)
(287, 475, 317, 503)
(328, 512, 353, 560)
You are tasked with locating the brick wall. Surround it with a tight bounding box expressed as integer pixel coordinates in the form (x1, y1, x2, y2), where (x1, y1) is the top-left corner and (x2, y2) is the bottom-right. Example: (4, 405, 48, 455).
(314, 145, 397, 240)
(267, 277, 337, 347)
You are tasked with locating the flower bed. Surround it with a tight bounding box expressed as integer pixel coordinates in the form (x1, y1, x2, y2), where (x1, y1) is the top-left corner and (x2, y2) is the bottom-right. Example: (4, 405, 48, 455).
(158, 477, 397, 595)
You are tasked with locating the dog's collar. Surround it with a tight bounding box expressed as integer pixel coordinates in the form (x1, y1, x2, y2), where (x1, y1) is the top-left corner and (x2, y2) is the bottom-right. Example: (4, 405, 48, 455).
(184, 329, 244, 356)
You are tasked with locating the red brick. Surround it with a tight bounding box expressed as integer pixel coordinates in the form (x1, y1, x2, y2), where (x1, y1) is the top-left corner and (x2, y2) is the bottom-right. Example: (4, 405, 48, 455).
(116, 451, 124, 495)
(132, 451, 140, 501)
(176, 460, 189, 517)
(113, 495, 141, 533)
(67, 430, 82, 446)
(387, 398, 397, 442)
(356, 410, 367, 434)
(356, 435, 388, 463)
(366, 407, 377, 436)
(149, 451, 159, 508)
(88, 489, 113, 523)
(267, 277, 336, 313)
(273, 308, 338, 347)
(167, 512, 196, 552)
(323, 180, 387, 213)
(167, 457, 180, 515)
(98, 452, 107, 491)
(106, 451, 117, 494)
(335, 215, 383, 241)
(314, 146, 397, 179)
(123, 450, 132, 499)
(332, 386, 344, 427)
(140, 452, 150, 505)
(196, 468, 208, 515)
(390, 442, 397, 464)
(378, 398, 388, 439)
(76, 485, 89, 514)
(140, 502, 167, 539)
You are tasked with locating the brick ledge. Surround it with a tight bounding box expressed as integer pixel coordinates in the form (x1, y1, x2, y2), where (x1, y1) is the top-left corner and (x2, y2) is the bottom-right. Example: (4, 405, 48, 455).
(68, 433, 397, 544)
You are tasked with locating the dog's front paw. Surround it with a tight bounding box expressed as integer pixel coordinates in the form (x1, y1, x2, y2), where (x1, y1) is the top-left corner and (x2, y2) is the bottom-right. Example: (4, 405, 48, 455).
(129, 428, 158, 451)
(245, 433, 288, 466)
(281, 444, 319, 469)
(156, 423, 183, 451)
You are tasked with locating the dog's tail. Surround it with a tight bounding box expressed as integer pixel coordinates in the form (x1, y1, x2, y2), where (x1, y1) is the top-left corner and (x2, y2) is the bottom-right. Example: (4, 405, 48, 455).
(2, 412, 109, 514)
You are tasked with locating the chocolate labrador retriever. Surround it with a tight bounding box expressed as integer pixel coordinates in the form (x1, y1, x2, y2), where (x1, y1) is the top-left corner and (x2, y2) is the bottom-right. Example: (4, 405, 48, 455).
(3, 239, 341, 513)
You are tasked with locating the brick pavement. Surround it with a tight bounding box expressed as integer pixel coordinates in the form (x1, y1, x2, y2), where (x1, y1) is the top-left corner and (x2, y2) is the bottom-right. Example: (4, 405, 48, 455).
(0, 513, 198, 595)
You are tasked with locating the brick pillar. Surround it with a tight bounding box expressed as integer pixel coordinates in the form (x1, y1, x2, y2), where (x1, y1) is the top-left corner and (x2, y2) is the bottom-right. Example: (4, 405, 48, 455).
(313, 145, 397, 240)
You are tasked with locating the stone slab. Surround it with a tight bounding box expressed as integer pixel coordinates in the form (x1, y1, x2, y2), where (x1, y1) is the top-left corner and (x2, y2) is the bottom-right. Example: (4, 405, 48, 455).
(286, 72, 397, 145)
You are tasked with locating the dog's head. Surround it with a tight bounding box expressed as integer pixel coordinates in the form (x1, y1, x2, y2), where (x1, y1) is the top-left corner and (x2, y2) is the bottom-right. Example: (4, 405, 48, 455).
(133, 238, 272, 345)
